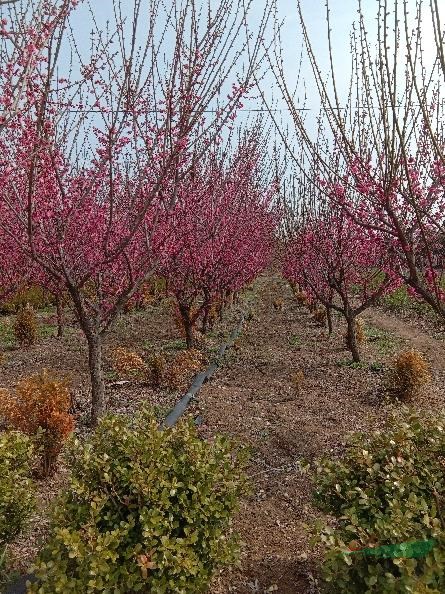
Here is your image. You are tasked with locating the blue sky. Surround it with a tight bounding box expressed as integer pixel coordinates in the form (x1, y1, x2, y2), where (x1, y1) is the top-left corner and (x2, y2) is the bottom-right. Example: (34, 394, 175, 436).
(44, 0, 445, 160)
(64, 0, 442, 107)
(65, 0, 374, 106)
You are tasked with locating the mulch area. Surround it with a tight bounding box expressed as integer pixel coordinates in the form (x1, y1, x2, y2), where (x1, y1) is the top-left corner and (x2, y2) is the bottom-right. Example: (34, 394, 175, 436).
(1, 274, 444, 593)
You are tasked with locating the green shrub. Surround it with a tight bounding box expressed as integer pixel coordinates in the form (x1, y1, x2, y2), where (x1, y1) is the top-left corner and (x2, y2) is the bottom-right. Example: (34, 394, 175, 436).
(30, 408, 248, 593)
(0, 285, 54, 315)
(313, 408, 445, 593)
(0, 432, 35, 579)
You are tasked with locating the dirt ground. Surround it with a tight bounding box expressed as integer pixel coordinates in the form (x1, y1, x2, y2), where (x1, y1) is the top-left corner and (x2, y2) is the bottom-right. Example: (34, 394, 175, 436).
(1, 274, 444, 593)
(201, 276, 445, 593)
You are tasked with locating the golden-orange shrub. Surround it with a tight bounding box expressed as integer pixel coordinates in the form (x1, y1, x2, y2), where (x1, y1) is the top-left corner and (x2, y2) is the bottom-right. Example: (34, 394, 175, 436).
(272, 298, 284, 311)
(355, 318, 366, 344)
(292, 370, 305, 393)
(388, 350, 430, 401)
(172, 303, 196, 330)
(111, 347, 147, 378)
(164, 349, 205, 391)
(0, 370, 74, 475)
(14, 304, 38, 347)
(293, 289, 309, 306)
(207, 302, 220, 329)
(313, 307, 327, 327)
(343, 318, 366, 348)
(147, 353, 167, 388)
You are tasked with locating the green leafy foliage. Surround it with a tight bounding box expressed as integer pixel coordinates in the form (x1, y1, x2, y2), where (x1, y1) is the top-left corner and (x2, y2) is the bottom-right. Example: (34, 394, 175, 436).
(0, 286, 54, 315)
(313, 408, 445, 592)
(382, 286, 435, 317)
(364, 325, 402, 357)
(30, 408, 248, 593)
(0, 432, 35, 581)
(336, 359, 367, 369)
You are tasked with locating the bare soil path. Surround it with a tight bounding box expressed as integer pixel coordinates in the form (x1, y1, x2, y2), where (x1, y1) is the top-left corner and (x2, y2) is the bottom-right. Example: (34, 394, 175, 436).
(363, 308, 445, 371)
(202, 275, 445, 594)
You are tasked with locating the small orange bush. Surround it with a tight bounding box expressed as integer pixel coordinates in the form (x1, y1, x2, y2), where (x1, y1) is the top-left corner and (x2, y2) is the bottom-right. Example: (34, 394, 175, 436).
(13, 304, 37, 347)
(292, 370, 305, 393)
(0, 370, 74, 475)
(389, 350, 430, 401)
(313, 307, 327, 327)
(355, 318, 366, 344)
(111, 347, 147, 378)
(147, 353, 167, 388)
(172, 303, 203, 345)
(207, 302, 220, 329)
(343, 318, 366, 348)
(273, 298, 284, 311)
(165, 349, 205, 391)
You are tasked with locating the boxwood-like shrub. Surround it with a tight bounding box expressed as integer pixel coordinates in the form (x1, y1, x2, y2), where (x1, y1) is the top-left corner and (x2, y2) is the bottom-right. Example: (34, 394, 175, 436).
(30, 408, 248, 593)
(0, 431, 35, 580)
(313, 408, 445, 593)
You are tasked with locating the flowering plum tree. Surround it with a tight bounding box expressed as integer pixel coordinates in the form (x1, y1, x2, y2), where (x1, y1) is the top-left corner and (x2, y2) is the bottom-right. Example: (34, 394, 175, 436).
(159, 135, 277, 347)
(284, 208, 398, 362)
(0, 0, 275, 424)
(271, 0, 445, 321)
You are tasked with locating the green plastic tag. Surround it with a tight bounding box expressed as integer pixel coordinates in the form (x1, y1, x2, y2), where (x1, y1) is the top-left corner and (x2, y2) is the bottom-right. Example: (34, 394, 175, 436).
(344, 539, 437, 559)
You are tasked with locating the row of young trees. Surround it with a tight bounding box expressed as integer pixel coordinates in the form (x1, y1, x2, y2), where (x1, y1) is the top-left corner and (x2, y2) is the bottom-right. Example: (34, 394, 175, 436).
(0, 0, 277, 424)
(279, 0, 445, 358)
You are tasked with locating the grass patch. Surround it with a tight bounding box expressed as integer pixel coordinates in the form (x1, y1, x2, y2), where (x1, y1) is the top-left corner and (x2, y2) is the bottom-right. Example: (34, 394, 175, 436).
(336, 359, 368, 369)
(105, 370, 119, 381)
(382, 286, 435, 317)
(369, 361, 386, 373)
(364, 325, 401, 356)
(0, 318, 14, 349)
(288, 335, 301, 348)
(39, 323, 57, 339)
(162, 338, 188, 352)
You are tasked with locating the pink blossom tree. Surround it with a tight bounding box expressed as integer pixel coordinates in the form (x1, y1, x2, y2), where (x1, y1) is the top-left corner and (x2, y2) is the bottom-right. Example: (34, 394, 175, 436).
(0, 0, 275, 424)
(270, 0, 445, 321)
(159, 134, 277, 347)
(284, 208, 398, 362)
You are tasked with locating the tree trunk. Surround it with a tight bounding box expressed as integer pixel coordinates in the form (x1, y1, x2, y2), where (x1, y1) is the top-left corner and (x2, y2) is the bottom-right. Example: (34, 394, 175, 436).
(179, 303, 194, 349)
(218, 301, 224, 322)
(56, 295, 64, 338)
(326, 305, 333, 335)
(346, 315, 360, 362)
(201, 291, 211, 334)
(201, 306, 209, 334)
(184, 318, 194, 349)
(87, 333, 106, 426)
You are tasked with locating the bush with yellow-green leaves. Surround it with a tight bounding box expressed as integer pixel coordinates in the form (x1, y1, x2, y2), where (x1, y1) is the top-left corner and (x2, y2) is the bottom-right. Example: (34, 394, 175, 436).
(30, 407, 248, 593)
(313, 408, 445, 593)
(0, 432, 35, 581)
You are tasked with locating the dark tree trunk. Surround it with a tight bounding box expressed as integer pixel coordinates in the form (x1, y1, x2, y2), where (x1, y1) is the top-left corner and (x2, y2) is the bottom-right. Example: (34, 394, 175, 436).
(87, 333, 106, 426)
(346, 315, 360, 362)
(218, 301, 224, 322)
(201, 291, 211, 333)
(326, 305, 333, 335)
(201, 306, 209, 334)
(56, 295, 64, 338)
(179, 303, 194, 349)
